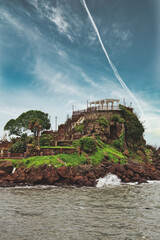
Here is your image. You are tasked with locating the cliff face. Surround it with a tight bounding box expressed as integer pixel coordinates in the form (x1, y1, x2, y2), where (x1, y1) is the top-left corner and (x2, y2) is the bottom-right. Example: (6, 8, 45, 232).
(57, 106, 146, 154)
(57, 110, 125, 144)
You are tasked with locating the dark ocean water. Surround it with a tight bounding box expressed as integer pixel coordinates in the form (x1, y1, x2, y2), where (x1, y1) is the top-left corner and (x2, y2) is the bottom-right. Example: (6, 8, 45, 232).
(0, 176, 160, 240)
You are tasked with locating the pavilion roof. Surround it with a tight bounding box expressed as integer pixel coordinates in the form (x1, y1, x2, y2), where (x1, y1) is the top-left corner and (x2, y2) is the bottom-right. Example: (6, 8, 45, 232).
(89, 98, 119, 105)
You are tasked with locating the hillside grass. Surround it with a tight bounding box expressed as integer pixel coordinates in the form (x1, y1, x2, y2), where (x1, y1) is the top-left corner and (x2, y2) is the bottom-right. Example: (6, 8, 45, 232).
(40, 146, 75, 149)
(90, 144, 127, 165)
(1, 153, 87, 168)
(1, 144, 127, 168)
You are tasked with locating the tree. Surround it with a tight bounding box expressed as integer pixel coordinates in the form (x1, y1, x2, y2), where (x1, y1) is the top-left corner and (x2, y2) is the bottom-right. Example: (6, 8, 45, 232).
(4, 119, 22, 136)
(28, 119, 42, 147)
(4, 110, 51, 137)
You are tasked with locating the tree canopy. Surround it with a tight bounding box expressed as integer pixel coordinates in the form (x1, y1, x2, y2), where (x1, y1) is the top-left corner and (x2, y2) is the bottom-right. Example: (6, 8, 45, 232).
(4, 110, 51, 136)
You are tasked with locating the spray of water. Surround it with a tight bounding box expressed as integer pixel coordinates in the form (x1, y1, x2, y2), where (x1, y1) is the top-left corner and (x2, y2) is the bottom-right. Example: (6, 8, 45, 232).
(82, 0, 145, 120)
(96, 173, 121, 187)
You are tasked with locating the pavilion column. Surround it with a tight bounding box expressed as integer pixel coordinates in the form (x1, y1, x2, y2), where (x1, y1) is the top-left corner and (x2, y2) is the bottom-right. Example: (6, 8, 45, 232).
(111, 102, 113, 110)
(106, 102, 108, 110)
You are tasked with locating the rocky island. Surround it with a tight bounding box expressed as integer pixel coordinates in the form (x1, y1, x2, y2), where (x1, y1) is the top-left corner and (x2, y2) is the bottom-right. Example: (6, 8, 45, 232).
(0, 99, 160, 187)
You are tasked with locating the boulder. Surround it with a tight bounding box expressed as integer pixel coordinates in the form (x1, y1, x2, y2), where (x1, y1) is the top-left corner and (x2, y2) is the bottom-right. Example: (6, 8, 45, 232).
(85, 180, 93, 187)
(132, 176, 140, 182)
(126, 169, 134, 177)
(0, 170, 7, 177)
(43, 167, 59, 184)
(115, 165, 125, 174)
(71, 176, 88, 186)
(116, 171, 123, 178)
(12, 168, 26, 183)
(57, 166, 71, 179)
(0, 161, 14, 173)
(138, 178, 147, 184)
(137, 150, 145, 159)
(123, 177, 129, 183)
(86, 171, 96, 179)
(124, 149, 130, 157)
(27, 168, 43, 184)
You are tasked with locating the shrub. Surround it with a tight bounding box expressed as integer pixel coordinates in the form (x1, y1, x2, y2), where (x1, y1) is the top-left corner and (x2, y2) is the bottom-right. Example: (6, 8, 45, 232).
(111, 114, 120, 122)
(98, 117, 109, 128)
(113, 131, 125, 151)
(9, 141, 26, 153)
(111, 115, 125, 123)
(120, 105, 144, 145)
(40, 134, 54, 146)
(72, 139, 81, 148)
(119, 118, 125, 123)
(79, 137, 97, 153)
(74, 124, 84, 133)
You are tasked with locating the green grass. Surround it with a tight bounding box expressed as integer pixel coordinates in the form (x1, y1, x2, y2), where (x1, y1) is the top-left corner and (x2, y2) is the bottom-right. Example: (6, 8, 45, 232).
(58, 153, 87, 167)
(128, 149, 143, 163)
(40, 146, 75, 149)
(0, 153, 87, 168)
(1, 144, 128, 168)
(90, 144, 127, 165)
(0, 158, 23, 168)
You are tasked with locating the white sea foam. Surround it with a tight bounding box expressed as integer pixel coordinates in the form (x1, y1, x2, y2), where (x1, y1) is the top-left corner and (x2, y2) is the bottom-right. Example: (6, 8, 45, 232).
(96, 173, 121, 187)
(147, 180, 160, 184)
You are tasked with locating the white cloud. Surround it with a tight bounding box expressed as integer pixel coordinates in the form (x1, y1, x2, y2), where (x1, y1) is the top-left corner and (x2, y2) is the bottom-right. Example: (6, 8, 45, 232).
(32, 58, 87, 98)
(111, 23, 132, 46)
(0, 8, 43, 47)
(37, 1, 76, 42)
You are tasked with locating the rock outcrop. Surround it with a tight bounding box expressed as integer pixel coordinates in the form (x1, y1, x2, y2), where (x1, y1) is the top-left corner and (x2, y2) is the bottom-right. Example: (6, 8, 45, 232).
(1, 159, 160, 187)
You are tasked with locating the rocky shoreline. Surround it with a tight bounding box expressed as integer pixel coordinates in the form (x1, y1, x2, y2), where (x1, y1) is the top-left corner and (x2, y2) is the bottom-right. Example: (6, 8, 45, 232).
(1, 158, 160, 187)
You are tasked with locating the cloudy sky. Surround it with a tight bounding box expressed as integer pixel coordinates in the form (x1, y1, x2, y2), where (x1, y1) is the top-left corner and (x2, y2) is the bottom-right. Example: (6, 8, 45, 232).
(0, 0, 159, 146)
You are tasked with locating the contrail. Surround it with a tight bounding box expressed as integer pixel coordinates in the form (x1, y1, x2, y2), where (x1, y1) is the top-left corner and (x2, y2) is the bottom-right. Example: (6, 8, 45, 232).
(82, 0, 145, 119)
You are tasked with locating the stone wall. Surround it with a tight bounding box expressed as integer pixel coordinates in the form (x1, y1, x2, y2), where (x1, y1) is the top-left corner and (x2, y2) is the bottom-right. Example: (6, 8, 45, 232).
(82, 110, 123, 121)
(59, 110, 124, 143)
(57, 110, 123, 142)
(0, 148, 77, 159)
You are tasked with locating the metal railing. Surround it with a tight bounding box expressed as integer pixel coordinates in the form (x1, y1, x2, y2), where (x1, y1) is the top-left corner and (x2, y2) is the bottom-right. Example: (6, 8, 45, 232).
(73, 106, 120, 115)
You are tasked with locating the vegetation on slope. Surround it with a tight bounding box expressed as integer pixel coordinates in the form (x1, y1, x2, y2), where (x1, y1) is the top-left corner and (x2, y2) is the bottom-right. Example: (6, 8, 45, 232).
(1, 138, 127, 168)
(120, 105, 145, 148)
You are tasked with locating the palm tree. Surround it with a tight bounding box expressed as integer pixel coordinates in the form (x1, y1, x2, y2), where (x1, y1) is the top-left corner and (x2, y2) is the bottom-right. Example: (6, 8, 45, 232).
(28, 119, 42, 148)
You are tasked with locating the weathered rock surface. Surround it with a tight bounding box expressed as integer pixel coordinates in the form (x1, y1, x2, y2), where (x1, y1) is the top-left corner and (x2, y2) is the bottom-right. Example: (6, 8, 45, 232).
(0, 159, 160, 187)
(0, 161, 14, 173)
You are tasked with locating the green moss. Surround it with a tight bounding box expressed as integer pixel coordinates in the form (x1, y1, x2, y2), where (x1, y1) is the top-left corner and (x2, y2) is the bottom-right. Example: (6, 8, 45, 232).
(145, 148, 153, 164)
(74, 124, 84, 133)
(120, 105, 144, 146)
(128, 149, 143, 163)
(111, 114, 125, 123)
(72, 139, 81, 148)
(79, 137, 97, 153)
(113, 131, 125, 151)
(119, 118, 125, 123)
(98, 117, 109, 128)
